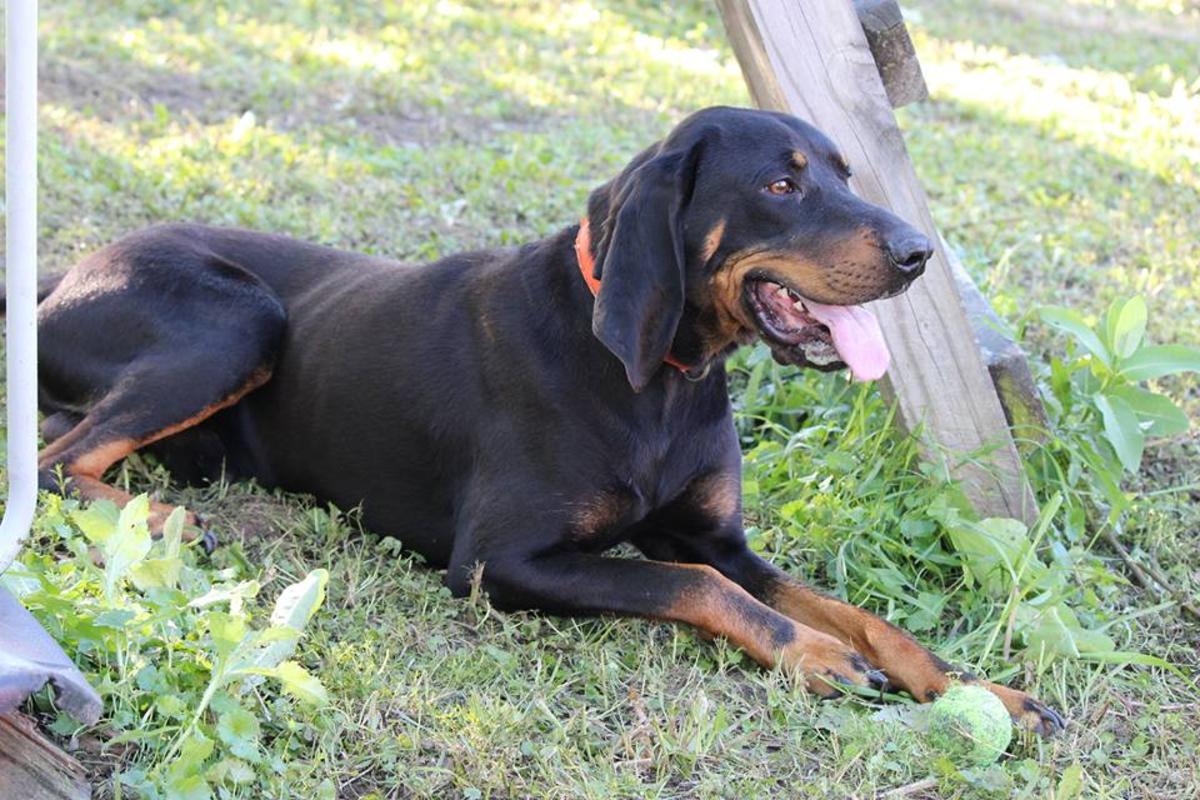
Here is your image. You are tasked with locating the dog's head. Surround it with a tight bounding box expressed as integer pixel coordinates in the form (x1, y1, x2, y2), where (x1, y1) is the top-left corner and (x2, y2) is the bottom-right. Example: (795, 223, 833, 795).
(584, 106, 932, 391)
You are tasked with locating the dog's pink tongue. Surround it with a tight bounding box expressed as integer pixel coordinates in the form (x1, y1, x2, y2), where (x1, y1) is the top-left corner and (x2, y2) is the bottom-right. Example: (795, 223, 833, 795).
(801, 300, 891, 381)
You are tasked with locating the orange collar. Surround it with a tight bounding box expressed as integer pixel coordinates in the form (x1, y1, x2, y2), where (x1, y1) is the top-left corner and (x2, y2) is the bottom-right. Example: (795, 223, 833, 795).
(573, 218, 693, 375)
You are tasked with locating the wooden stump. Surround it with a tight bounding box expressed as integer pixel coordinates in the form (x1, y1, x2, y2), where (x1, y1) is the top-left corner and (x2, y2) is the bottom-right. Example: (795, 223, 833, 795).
(716, 0, 1038, 524)
(0, 713, 90, 799)
(853, 0, 929, 107)
(943, 238, 1049, 447)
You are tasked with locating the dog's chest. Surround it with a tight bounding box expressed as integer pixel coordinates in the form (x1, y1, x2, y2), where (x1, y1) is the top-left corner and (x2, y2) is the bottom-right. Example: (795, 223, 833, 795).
(567, 407, 728, 549)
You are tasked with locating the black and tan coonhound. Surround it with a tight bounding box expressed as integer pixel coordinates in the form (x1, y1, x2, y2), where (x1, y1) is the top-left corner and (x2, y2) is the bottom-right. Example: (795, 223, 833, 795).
(35, 106, 1063, 734)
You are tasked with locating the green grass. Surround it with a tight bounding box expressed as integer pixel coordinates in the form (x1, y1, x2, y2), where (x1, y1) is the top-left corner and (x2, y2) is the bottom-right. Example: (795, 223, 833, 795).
(3, 0, 1199, 797)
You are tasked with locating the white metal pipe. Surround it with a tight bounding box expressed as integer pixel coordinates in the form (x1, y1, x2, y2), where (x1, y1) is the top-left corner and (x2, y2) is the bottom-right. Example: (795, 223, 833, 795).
(0, 0, 39, 573)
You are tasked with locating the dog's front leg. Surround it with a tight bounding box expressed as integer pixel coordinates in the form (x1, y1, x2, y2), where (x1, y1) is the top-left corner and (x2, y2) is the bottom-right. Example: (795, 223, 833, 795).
(471, 553, 887, 696)
(720, 549, 1066, 735)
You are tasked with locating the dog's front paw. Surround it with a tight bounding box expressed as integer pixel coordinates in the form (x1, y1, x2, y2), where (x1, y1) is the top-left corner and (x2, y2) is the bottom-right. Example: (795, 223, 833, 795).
(982, 681, 1065, 737)
(784, 635, 889, 698)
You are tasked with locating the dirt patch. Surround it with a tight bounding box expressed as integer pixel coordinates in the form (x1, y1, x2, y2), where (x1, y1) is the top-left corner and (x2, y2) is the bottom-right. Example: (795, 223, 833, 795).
(36, 55, 557, 150)
(38, 58, 221, 123)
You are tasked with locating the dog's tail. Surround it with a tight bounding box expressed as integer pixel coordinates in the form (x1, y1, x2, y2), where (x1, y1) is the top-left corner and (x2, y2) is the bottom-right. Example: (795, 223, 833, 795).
(0, 272, 65, 315)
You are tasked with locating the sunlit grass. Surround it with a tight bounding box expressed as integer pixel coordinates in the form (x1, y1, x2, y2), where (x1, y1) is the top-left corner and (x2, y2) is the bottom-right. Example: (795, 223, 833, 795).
(7, 0, 1200, 796)
(903, 0, 1200, 359)
(913, 34, 1198, 185)
(1067, 0, 1200, 17)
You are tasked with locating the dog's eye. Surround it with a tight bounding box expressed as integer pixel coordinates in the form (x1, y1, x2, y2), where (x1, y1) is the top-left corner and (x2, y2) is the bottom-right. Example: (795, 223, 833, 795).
(765, 178, 797, 196)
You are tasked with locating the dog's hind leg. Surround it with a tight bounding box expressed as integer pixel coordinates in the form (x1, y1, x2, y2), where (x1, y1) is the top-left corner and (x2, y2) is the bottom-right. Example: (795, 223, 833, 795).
(40, 411, 83, 445)
(37, 357, 275, 540)
(37, 244, 286, 541)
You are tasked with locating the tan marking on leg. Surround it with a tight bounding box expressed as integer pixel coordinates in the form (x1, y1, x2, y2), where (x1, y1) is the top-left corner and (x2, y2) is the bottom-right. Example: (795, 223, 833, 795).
(41, 367, 272, 539)
(766, 575, 1061, 731)
(132, 366, 272, 449)
(69, 438, 138, 479)
(768, 578, 955, 700)
(699, 218, 727, 264)
(37, 417, 97, 468)
(66, 475, 200, 539)
(663, 564, 869, 695)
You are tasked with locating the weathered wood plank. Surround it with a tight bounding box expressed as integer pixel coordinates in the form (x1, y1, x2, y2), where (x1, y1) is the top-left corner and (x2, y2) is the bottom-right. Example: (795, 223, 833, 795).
(943, 236, 1049, 448)
(853, 0, 928, 108)
(0, 713, 90, 799)
(715, 0, 1037, 524)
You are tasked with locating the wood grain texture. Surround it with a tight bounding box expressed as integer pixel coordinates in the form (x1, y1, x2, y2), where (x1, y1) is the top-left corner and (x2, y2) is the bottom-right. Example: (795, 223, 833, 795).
(715, 0, 1037, 523)
(853, 0, 929, 107)
(0, 713, 90, 799)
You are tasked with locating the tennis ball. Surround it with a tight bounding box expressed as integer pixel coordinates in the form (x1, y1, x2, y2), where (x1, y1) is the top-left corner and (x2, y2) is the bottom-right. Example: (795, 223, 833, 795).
(925, 684, 1013, 765)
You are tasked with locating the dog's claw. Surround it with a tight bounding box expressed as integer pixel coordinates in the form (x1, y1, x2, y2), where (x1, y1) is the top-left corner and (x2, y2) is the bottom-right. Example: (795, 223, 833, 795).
(1020, 697, 1066, 737)
(818, 674, 847, 698)
(198, 528, 219, 555)
(814, 656, 890, 699)
(865, 668, 890, 692)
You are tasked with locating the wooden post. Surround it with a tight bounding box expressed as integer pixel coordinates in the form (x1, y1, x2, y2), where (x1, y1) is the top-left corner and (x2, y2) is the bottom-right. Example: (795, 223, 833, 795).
(716, 0, 1037, 524)
(853, 0, 928, 108)
(943, 236, 1049, 446)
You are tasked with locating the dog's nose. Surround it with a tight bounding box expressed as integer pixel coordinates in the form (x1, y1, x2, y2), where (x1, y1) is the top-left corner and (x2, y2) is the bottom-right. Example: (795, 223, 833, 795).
(885, 234, 933, 276)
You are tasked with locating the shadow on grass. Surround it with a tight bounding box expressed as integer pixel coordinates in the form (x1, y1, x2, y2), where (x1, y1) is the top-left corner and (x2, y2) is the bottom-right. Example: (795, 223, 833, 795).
(39, 0, 746, 152)
(908, 0, 1199, 95)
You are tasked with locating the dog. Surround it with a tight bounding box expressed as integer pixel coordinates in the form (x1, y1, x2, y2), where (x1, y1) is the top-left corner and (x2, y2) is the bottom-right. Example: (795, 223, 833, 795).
(35, 106, 1062, 734)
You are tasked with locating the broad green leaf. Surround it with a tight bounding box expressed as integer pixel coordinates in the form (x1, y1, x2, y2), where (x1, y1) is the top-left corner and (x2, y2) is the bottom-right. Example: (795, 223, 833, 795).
(161, 505, 186, 560)
(155, 694, 187, 719)
(251, 569, 329, 670)
(1023, 605, 1080, 659)
(269, 569, 329, 631)
(1057, 763, 1085, 800)
(116, 494, 151, 538)
(1068, 627, 1116, 654)
(1106, 296, 1147, 359)
(0, 568, 41, 599)
(945, 517, 1035, 596)
(130, 557, 182, 592)
(168, 734, 217, 791)
(164, 773, 212, 800)
(207, 757, 256, 786)
(70, 500, 119, 545)
(256, 661, 328, 705)
(1118, 344, 1200, 382)
(255, 626, 302, 646)
(92, 609, 137, 629)
(1039, 306, 1110, 365)
(188, 580, 261, 615)
(102, 495, 154, 600)
(1020, 602, 1114, 662)
(1093, 394, 1145, 473)
(208, 611, 249, 658)
(216, 707, 261, 763)
(1108, 386, 1190, 437)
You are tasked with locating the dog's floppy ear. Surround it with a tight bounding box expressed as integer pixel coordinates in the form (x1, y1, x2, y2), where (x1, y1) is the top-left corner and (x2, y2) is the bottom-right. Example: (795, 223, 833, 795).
(590, 138, 704, 391)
